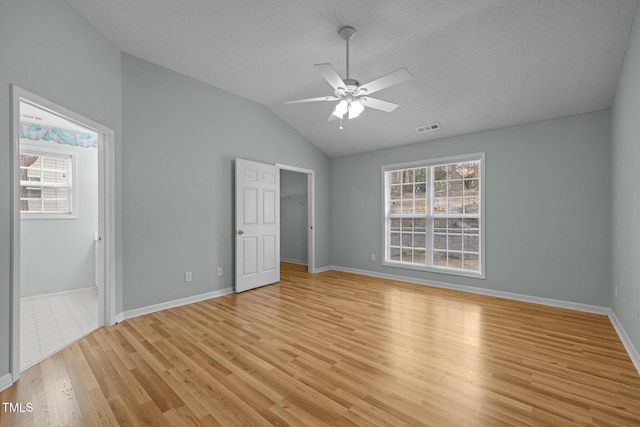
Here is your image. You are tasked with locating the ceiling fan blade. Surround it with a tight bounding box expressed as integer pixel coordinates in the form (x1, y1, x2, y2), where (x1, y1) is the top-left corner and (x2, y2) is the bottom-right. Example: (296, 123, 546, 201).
(361, 97, 399, 112)
(359, 68, 412, 96)
(328, 113, 339, 121)
(286, 96, 340, 104)
(314, 63, 347, 90)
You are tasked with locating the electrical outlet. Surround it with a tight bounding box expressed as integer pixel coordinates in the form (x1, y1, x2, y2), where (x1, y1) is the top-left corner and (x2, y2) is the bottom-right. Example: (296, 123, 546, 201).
(185, 272, 192, 282)
(371, 254, 376, 261)
(217, 267, 223, 276)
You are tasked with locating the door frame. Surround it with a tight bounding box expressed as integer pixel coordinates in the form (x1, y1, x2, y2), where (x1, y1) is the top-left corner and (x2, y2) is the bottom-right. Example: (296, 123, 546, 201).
(276, 163, 315, 273)
(9, 85, 116, 382)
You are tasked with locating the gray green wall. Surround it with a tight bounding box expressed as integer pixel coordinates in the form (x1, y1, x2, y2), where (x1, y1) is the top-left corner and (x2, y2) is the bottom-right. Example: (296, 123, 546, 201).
(121, 54, 330, 311)
(611, 4, 640, 352)
(20, 139, 98, 297)
(330, 111, 611, 306)
(280, 170, 308, 264)
(0, 0, 122, 380)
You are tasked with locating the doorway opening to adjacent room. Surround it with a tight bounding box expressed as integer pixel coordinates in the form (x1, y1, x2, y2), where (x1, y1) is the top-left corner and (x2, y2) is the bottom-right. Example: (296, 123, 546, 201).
(277, 164, 315, 274)
(9, 86, 116, 383)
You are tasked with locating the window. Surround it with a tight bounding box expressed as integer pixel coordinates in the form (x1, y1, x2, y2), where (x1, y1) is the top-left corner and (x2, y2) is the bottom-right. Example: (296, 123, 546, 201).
(383, 153, 484, 277)
(20, 148, 76, 218)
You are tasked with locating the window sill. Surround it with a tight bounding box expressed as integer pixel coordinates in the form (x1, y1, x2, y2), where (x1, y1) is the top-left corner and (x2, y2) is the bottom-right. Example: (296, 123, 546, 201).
(21, 213, 77, 220)
(382, 260, 485, 280)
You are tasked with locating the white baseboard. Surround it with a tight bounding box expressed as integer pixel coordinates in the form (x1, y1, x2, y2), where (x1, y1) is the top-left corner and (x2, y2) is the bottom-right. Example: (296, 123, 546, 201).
(313, 265, 333, 273)
(119, 287, 233, 321)
(608, 311, 640, 374)
(281, 258, 308, 266)
(0, 373, 13, 392)
(21, 286, 97, 302)
(328, 265, 639, 374)
(114, 312, 125, 324)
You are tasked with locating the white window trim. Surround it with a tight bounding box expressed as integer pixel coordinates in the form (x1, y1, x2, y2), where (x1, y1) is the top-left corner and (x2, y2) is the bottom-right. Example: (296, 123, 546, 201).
(381, 152, 486, 279)
(20, 145, 78, 219)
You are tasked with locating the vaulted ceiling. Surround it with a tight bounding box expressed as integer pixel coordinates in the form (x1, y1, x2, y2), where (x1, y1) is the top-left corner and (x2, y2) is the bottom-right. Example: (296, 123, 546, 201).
(65, 0, 638, 157)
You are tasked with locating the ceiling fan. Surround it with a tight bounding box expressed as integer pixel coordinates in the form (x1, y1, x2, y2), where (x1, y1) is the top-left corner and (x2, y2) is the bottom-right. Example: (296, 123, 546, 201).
(286, 26, 412, 129)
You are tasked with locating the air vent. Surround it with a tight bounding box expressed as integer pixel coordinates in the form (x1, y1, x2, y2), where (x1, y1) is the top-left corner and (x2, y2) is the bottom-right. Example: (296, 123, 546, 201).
(416, 123, 440, 133)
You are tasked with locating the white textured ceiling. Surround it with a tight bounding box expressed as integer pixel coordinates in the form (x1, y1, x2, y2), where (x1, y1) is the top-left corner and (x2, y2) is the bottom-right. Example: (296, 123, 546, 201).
(65, 0, 638, 157)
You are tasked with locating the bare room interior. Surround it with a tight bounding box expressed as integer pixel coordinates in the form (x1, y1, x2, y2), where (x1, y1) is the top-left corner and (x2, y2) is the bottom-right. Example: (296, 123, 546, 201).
(1, 1, 640, 425)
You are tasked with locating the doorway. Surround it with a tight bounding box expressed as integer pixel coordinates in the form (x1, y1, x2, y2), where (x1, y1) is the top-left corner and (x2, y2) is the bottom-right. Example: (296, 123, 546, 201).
(10, 86, 116, 382)
(277, 164, 315, 273)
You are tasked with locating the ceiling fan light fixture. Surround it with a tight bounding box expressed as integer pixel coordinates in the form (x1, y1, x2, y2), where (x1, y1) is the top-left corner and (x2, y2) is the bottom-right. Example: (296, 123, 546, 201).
(348, 100, 365, 119)
(332, 99, 349, 118)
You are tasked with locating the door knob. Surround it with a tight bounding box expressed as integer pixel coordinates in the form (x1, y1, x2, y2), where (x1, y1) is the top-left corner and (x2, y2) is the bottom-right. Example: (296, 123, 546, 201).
(237, 229, 244, 235)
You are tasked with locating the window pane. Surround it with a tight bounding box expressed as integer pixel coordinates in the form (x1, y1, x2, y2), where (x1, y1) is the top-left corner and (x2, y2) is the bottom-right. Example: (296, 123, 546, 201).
(390, 185, 401, 200)
(401, 200, 414, 213)
(449, 180, 463, 197)
(434, 234, 447, 250)
(415, 218, 426, 231)
(402, 169, 414, 183)
(434, 181, 446, 197)
(414, 168, 427, 183)
(464, 235, 479, 252)
(448, 235, 462, 251)
(23, 199, 42, 212)
(415, 199, 426, 214)
(390, 233, 400, 246)
(434, 218, 447, 232)
(414, 250, 426, 265)
(433, 251, 447, 267)
(402, 184, 413, 198)
(448, 252, 463, 269)
(448, 219, 462, 233)
(464, 197, 479, 214)
(390, 247, 401, 261)
(415, 183, 426, 199)
(464, 179, 479, 196)
(448, 164, 463, 179)
(390, 218, 401, 231)
(434, 166, 447, 181)
(390, 171, 402, 185)
(448, 198, 463, 214)
(463, 162, 479, 179)
(402, 233, 413, 246)
(434, 198, 447, 214)
(402, 248, 413, 263)
(464, 254, 480, 271)
(463, 218, 479, 233)
(413, 233, 425, 248)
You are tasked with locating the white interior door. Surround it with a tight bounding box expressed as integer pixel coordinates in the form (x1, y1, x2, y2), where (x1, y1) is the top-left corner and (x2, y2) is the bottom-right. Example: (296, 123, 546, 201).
(235, 158, 280, 292)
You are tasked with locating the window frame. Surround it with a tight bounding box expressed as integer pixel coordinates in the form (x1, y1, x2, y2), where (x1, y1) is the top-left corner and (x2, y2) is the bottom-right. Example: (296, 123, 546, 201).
(381, 152, 485, 279)
(20, 146, 78, 219)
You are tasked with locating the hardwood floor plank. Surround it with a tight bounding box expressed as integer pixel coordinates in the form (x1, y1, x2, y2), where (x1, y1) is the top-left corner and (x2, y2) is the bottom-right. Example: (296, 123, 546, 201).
(2, 262, 639, 426)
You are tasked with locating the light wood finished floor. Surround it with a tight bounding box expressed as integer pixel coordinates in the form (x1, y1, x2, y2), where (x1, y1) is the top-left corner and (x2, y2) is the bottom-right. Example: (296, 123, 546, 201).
(2, 263, 639, 426)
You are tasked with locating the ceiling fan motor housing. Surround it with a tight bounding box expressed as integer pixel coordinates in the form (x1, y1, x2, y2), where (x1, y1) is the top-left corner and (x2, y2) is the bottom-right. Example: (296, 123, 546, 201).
(336, 78, 364, 98)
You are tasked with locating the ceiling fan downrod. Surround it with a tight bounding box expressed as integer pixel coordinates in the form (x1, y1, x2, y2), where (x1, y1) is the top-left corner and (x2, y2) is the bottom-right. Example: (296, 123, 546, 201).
(338, 26, 356, 81)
